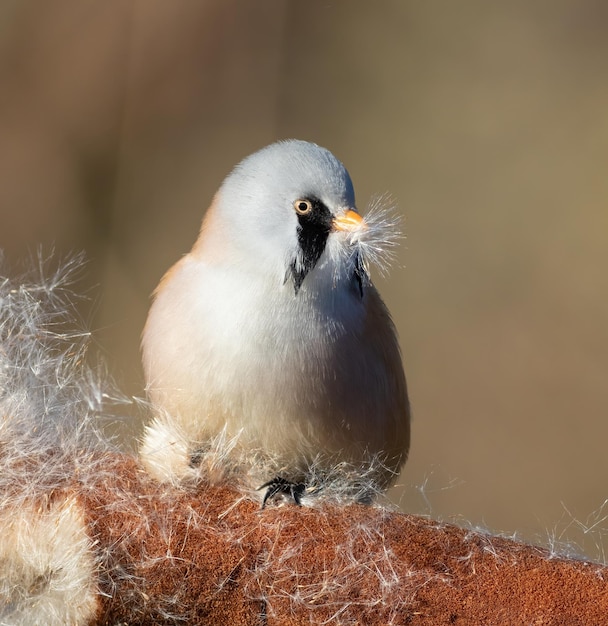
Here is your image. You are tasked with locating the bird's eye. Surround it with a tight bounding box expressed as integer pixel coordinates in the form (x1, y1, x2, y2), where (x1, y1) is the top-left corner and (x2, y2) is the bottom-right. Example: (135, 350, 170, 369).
(294, 199, 313, 215)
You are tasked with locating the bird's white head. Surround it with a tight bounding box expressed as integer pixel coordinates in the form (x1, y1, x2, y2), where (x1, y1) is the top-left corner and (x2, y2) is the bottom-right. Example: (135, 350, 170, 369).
(200, 140, 380, 295)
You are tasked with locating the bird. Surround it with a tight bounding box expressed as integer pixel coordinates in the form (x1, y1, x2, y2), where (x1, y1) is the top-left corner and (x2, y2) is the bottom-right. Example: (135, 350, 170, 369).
(140, 139, 410, 504)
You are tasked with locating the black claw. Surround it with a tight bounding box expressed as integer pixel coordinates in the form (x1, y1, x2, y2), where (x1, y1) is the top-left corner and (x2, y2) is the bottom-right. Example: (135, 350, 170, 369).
(259, 477, 305, 508)
(189, 448, 203, 467)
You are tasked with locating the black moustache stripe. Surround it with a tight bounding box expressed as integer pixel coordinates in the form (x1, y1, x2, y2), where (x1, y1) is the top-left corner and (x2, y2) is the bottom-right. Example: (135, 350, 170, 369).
(290, 197, 333, 293)
(354, 250, 365, 298)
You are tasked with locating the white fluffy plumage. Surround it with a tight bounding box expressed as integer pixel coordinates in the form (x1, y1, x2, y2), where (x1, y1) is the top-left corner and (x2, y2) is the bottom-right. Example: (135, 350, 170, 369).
(141, 140, 410, 499)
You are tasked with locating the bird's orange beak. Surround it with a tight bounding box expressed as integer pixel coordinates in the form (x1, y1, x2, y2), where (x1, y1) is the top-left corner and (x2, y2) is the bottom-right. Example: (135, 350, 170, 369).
(332, 209, 366, 232)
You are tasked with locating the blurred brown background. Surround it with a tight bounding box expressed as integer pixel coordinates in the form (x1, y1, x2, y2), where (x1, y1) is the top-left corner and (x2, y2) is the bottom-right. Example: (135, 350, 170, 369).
(1, 0, 607, 560)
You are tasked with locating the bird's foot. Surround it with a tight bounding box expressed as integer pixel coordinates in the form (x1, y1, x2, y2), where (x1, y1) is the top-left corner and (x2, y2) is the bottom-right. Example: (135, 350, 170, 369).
(259, 476, 305, 508)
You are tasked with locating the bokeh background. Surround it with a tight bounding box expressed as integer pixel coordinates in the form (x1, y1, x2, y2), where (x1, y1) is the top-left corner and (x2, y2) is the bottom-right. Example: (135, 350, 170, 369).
(1, 1, 607, 560)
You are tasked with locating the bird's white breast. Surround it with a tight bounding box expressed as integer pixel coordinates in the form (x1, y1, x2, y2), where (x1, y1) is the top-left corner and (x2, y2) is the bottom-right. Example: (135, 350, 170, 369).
(142, 251, 385, 467)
